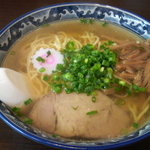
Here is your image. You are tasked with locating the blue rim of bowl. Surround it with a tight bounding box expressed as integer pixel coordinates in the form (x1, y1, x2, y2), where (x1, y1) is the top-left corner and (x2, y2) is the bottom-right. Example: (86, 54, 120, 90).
(0, 2, 150, 36)
(0, 2, 150, 150)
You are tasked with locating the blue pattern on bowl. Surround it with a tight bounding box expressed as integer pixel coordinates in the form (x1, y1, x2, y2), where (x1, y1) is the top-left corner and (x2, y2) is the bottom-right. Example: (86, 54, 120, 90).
(0, 3, 150, 150)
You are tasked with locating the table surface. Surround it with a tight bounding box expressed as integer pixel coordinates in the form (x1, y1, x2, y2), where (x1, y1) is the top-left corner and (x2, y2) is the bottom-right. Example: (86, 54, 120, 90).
(0, 0, 150, 150)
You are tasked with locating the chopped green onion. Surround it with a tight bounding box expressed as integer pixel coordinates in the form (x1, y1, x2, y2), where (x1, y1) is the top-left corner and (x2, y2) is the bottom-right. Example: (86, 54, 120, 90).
(52, 74, 60, 80)
(56, 64, 64, 71)
(36, 56, 45, 63)
(47, 51, 51, 57)
(23, 118, 33, 124)
(24, 98, 32, 105)
(119, 80, 126, 86)
(52, 85, 62, 93)
(132, 84, 139, 91)
(12, 107, 21, 113)
(91, 91, 97, 96)
(126, 89, 132, 96)
(80, 18, 95, 24)
(91, 96, 96, 103)
(138, 87, 146, 92)
(132, 84, 146, 92)
(86, 110, 98, 116)
(11, 107, 23, 117)
(107, 41, 114, 45)
(52, 134, 58, 138)
(65, 88, 72, 94)
(84, 58, 88, 63)
(63, 73, 74, 81)
(104, 78, 110, 84)
(100, 67, 105, 72)
(102, 21, 108, 27)
(132, 122, 139, 129)
(39, 67, 46, 72)
(43, 75, 49, 81)
(66, 41, 75, 50)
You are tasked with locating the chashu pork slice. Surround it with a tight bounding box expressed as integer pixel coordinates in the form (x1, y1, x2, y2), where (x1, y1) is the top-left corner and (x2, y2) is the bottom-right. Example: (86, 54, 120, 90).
(29, 91, 131, 139)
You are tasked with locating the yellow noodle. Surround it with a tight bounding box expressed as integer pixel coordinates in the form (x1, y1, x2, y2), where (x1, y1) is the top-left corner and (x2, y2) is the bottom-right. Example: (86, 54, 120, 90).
(137, 105, 149, 121)
(128, 103, 138, 122)
(142, 95, 150, 109)
(127, 95, 150, 122)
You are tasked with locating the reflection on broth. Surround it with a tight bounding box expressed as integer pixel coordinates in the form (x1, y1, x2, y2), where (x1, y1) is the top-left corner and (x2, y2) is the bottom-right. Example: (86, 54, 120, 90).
(2, 19, 150, 139)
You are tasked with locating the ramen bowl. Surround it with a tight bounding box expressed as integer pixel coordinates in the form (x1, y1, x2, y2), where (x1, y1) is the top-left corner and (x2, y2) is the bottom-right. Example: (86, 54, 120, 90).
(0, 3, 150, 150)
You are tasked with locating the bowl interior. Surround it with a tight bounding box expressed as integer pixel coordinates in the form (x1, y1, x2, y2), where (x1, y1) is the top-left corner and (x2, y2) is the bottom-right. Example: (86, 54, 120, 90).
(0, 3, 150, 150)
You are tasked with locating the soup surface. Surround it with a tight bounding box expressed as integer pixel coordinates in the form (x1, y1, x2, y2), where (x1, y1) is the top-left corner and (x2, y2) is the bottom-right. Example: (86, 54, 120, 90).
(2, 19, 150, 139)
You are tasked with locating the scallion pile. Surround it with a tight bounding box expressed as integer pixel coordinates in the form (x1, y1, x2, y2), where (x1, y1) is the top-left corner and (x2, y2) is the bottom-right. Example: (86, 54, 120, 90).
(49, 41, 146, 95)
